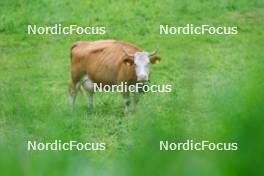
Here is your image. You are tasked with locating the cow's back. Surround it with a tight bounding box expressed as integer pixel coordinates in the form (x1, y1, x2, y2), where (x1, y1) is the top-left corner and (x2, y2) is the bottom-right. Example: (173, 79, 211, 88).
(71, 40, 141, 85)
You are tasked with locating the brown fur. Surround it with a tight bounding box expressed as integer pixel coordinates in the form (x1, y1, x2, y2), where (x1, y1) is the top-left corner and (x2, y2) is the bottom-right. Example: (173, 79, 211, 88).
(70, 40, 142, 88)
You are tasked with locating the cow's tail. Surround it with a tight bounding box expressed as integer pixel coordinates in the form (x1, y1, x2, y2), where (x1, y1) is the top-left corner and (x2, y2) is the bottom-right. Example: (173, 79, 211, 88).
(70, 43, 78, 62)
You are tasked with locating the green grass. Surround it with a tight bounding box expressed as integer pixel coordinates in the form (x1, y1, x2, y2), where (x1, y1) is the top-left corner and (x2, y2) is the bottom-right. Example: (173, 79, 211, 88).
(0, 0, 264, 175)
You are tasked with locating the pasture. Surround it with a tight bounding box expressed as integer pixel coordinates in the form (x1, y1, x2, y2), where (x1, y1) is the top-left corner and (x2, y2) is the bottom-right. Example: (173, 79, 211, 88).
(0, 0, 264, 175)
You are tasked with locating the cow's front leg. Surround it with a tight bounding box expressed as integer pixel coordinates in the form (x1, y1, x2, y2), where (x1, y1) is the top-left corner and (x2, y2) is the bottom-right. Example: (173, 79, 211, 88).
(69, 81, 81, 111)
(132, 92, 140, 112)
(122, 92, 130, 113)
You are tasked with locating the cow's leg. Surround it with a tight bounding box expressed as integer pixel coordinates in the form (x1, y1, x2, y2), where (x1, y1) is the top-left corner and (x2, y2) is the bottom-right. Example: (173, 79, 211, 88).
(122, 92, 130, 113)
(87, 91, 95, 109)
(82, 75, 95, 109)
(69, 67, 82, 110)
(69, 81, 81, 110)
(132, 92, 140, 112)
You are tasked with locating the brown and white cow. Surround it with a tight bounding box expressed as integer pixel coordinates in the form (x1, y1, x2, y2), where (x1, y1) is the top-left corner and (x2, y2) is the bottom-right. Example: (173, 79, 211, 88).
(69, 40, 161, 113)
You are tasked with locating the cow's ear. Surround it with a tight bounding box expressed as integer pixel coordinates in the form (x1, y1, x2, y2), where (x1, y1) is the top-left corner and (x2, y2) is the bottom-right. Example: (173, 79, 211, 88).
(150, 56, 161, 64)
(124, 58, 134, 66)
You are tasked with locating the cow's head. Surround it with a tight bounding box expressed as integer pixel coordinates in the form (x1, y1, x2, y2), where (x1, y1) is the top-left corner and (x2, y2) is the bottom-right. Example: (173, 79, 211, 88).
(123, 48, 161, 82)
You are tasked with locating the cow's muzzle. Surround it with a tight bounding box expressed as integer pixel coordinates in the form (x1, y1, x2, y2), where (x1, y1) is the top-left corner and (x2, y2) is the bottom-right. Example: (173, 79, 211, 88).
(137, 75, 148, 81)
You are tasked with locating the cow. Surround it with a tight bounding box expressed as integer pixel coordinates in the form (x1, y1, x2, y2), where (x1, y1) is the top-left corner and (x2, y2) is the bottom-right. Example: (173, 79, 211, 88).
(69, 40, 161, 113)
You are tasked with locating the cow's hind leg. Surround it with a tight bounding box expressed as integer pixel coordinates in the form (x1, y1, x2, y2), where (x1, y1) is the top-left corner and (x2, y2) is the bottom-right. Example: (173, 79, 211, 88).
(69, 81, 80, 111)
(87, 90, 95, 109)
(81, 86, 94, 109)
(81, 75, 95, 109)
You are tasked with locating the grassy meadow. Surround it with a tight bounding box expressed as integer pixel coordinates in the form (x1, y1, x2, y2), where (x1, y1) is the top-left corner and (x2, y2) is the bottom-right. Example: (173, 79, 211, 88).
(0, 0, 264, 175)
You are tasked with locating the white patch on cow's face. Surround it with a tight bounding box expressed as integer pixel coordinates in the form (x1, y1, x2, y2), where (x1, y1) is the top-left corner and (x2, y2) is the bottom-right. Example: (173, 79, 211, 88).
(134, 52, 150, 81)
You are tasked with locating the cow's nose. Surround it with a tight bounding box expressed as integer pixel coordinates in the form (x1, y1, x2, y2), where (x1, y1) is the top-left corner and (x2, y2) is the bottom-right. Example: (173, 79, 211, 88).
(138, 75, 148, 81)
